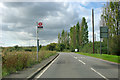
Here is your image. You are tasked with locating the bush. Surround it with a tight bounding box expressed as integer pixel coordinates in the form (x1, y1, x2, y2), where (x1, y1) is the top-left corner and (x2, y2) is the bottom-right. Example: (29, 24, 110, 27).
(57, 43, 65, 51)
(24, 49, 32, 52)
(2, 50, 56, 77)
(109, 35, 120, 55)
(46, 43, 57, 51)
(79, 41, 107, 54)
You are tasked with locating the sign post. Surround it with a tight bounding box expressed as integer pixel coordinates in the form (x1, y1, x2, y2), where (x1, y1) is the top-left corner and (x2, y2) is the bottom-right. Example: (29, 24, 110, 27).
(36, 21, 43, 61)
(100, 26, 108, 54)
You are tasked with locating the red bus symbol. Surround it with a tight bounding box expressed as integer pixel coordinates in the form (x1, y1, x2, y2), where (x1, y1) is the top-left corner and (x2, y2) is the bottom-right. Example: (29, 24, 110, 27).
(38, 22, 43, 27)
(37, 22, 43, 28)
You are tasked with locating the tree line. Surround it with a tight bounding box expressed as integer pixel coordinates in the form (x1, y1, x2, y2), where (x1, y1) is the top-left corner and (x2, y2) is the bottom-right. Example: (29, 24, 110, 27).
(40, 1, 119, 55)
(57, 17, 88, 52)
(100, 1, 120, 55)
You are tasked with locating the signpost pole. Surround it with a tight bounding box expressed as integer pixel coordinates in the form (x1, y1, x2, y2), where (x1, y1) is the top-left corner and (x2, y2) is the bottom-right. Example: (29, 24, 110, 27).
(36, 21, 43, 61)
(36, 22, 39, 61)
(100, 38, 102, 55)
(107, 30, 109, 54)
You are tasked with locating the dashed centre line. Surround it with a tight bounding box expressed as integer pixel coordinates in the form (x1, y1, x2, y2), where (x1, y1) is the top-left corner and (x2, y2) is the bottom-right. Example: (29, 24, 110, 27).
(73, 56, 86, 65)
(78, 60, 86, 65)
(70, 54, 108, 80)
(74, 56, 78, 59)
(91, 68, 108, 80)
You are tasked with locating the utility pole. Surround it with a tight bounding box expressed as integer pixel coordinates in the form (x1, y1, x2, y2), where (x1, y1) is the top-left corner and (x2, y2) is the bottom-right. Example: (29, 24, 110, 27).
(92, 9, 94, 54)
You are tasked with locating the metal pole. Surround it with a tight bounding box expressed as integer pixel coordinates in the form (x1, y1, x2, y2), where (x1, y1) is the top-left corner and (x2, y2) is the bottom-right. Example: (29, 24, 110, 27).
(36, 22, 38, 61)
(92, 9, 94, 54)
(100, 38, 102, 55)
(107, 29, 109, 54)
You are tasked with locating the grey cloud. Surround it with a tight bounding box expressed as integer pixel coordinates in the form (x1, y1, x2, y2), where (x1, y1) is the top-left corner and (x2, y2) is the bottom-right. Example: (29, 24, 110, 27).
(3, 2, 34, 8)
(2, 2, 84, 46)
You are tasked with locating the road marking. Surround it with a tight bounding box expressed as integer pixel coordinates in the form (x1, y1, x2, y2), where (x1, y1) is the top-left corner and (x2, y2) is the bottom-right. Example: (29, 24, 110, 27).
(81, 57, 85, 58)
(74, 57, 77, 59)
(36, 55, 59, 78)
(91, 68, 108, 80)
(78, 60, 86, 65)
(70, 54, 86, 65)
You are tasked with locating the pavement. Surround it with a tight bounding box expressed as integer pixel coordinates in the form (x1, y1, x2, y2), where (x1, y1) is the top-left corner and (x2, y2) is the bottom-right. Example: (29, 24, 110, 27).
(35, 52, 119, 80)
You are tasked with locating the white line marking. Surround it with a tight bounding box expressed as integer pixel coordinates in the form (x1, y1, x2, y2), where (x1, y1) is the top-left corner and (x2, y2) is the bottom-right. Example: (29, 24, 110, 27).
(70, 54, 86, 65)
(74, 57, 77, 59)
(78, 60, 86, 65)
(36, 55, 59, 78)
(91, 68, 108, 80)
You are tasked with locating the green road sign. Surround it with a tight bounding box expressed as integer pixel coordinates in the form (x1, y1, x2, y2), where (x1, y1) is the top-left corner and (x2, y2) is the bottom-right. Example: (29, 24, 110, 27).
(100, 27, 108, 33)
(100, 33, 108, 38)
(100, 26, 108, 38)
(119, 31, 120, 35)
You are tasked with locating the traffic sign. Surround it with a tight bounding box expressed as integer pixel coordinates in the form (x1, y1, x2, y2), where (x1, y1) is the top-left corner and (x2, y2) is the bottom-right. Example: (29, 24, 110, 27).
(100, 26, 108, 38)
(100, 26, 108, 33)
(100, 33, 108, 38)
(37, 22, 43, 28)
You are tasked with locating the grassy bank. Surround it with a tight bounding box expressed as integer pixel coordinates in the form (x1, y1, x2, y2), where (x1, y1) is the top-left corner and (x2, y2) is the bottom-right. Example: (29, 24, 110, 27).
(76, 52, 119, 63)
(2, 50, 56, 77)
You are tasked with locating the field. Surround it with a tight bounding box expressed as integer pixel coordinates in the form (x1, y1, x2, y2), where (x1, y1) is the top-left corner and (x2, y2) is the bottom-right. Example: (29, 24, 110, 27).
(76, 52, 120, 63)
(1, 46, 56, 77)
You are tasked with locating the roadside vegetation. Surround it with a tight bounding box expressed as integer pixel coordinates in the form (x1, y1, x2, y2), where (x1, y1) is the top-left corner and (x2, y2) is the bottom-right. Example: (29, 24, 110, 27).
(56, 1, 120, 55)
(44, 1, 119, 64)
(2, 46, 56, 77)
(76, 52, 119, 63)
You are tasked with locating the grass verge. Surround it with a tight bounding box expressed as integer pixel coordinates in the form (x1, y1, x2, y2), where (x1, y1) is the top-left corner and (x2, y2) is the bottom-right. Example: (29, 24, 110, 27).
(76, 52, 120, 63)
(2, 50, 56, 77)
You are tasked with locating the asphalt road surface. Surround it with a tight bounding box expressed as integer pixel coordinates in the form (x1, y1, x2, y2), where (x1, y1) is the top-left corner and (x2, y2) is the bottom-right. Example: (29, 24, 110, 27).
(35, 52, 119, 79)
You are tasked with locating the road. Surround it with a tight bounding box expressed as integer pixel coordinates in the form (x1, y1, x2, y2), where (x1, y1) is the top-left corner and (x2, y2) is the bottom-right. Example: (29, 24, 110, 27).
(35, 52, 119, 79)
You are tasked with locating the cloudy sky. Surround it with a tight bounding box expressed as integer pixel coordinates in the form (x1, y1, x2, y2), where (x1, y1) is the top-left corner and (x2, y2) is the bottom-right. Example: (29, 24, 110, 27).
(0, 1, 106, 47)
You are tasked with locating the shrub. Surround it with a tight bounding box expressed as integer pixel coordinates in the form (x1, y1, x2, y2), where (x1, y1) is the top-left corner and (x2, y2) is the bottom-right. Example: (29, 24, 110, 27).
(109, 35, 120, 55)
(46, 43, 57, 51)
(2, 50, 56, 77)
(24, 49, 32, 52)
(57, 43, 65, 51)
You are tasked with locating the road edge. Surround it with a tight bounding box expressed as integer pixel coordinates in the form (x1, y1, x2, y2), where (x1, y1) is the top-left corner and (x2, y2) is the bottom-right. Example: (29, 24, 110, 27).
(27, 53, 59, 79)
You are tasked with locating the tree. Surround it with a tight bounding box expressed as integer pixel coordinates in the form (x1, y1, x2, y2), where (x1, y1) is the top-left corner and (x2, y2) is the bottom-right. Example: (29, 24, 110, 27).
(101, 2, 119, 36)
(100, 1, 120, 55)
(64, 31, 69, 49)
(81, 17, 89, 46)
(73, 26, 76, 48)
(58, 33, 61, 44)
(69, 25, 77, 51)
(76, 22, 80, 49)
(70, 27, 74, 50)
(61, 29, 65, 44)
(57, 43, 65, 51)
(46, 43, 57, 51)
(58, 17, 89, 52)
(109, 35, 120, 55)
